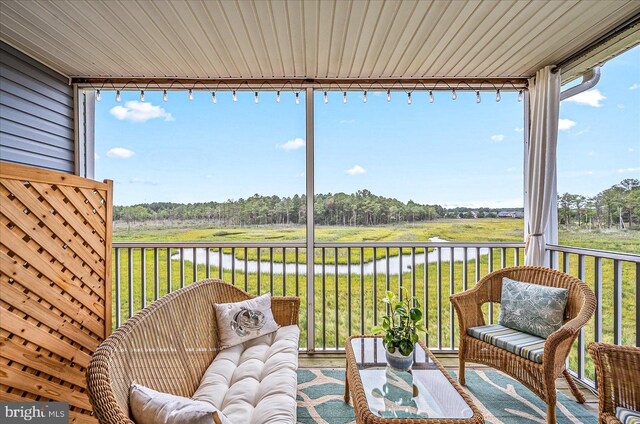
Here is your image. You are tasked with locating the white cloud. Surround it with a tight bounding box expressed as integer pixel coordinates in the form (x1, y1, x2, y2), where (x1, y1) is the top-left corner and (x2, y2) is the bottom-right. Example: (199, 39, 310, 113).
(617, 167, 640, 173)
(564, 89, 606, 107)
(129, 178, 157, 185)
(575, 126, 590, 136)
(629, 83, 640, 90)
(558, 118, 576, 131)
(276, 138, 305, 151)
(106, 147, 135, 158)
(345, 165, 366, 175)
(110, 101, 174, 123)
(490, 134, 504, 142)
(514, 127, 524, 133)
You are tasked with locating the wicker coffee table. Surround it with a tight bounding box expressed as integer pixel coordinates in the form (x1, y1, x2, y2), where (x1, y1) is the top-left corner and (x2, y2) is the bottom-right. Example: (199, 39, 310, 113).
(345, 336, 484, 423)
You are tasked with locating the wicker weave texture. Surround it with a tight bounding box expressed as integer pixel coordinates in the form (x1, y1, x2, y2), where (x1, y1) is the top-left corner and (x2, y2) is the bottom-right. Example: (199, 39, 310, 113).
(588, 342, 640, 424)
(0, 163, 113, 423)
(451, 266, 596, 423)
(344, 335, 484, 424)
(86, 278, 300, 424)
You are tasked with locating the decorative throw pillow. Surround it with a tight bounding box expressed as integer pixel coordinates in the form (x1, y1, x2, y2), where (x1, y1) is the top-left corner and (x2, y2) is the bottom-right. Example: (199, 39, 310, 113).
(213, 293, 279, 349)
(129, 383, 231, 424)
(616, 407, 640, 424)
(498, 277, 569, 339)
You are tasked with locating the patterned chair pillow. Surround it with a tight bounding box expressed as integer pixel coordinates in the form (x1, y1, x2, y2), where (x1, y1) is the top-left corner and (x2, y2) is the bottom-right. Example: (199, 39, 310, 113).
(617, 407, 640, 424)
(498, 277, 569, 339)
(214, 293, 279, 349)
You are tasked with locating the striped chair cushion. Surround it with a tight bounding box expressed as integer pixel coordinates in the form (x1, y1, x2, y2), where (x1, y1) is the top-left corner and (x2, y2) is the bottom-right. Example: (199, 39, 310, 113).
(467, 324, 545, 363)
(616, 407, 640, 424)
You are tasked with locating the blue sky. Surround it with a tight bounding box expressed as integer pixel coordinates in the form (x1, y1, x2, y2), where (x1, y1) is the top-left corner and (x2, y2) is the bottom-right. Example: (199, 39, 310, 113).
(95, 46, 639, 207)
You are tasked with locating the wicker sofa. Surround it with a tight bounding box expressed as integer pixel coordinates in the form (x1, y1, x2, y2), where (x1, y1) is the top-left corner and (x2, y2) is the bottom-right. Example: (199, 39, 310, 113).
(86, 279, 300, 424)
(450, 266, 596, 424)
(588, 342, 640, 424)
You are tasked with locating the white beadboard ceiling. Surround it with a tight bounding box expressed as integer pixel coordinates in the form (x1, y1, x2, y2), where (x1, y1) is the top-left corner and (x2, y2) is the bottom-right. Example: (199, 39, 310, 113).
(0, 0, 638, 81)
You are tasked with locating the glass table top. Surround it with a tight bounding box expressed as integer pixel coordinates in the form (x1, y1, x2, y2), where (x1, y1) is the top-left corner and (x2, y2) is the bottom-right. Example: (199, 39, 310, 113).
(350, 337, 474, 420)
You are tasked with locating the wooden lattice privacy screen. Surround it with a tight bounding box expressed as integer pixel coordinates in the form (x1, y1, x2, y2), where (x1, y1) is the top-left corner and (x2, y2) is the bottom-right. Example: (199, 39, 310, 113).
(0, 163, 112, 423)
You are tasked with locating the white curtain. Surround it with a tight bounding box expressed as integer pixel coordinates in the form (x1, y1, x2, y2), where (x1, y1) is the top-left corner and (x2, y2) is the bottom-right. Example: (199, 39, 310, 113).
(524, 66, 560, 266)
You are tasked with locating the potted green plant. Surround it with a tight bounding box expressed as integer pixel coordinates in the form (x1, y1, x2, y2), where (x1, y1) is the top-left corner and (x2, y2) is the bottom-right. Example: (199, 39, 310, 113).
(371, 291, 427, 371)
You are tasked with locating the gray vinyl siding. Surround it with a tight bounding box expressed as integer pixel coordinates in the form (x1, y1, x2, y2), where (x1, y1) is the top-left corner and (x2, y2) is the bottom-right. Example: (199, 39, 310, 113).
(0, 41, 75, 173)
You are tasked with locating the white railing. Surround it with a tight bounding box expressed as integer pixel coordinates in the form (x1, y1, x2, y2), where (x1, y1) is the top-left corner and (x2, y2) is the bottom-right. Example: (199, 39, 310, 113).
(546, 244, 640, 388)
(110, 240, 639, 389)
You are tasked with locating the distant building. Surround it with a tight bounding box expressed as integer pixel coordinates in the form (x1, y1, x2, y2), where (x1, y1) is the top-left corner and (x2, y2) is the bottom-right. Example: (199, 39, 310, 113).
(498, 211, 517, 218)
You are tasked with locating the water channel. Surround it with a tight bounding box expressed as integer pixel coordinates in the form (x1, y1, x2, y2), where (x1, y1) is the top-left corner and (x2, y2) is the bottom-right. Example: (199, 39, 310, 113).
(172, 237, 486, 275)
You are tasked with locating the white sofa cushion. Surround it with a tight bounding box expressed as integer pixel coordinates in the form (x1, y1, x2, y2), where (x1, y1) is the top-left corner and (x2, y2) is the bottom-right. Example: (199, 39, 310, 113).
(130, 383, 232, 424)
(192, 324, 300, 424)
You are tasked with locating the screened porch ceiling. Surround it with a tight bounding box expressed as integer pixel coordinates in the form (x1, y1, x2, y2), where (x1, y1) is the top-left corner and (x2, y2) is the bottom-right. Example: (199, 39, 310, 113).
(0, 0, 639, 85)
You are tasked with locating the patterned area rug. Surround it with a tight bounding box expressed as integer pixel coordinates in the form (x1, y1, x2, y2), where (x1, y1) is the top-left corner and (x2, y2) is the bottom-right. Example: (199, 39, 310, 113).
(296, 369, 596, 424)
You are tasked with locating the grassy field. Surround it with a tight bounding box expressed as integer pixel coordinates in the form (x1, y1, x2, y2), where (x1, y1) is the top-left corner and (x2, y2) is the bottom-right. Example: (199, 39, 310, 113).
(111, 218, 639, 382)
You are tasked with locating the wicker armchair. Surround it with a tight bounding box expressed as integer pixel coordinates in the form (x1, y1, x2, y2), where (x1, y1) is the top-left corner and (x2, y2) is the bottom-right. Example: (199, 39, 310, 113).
(450, 266, 596, 424)
(86, 279, 300, 424)
(588, 342, 640, 424)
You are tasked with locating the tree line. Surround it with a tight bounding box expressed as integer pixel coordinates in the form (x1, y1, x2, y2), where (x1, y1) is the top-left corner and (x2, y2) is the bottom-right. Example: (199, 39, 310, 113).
(113, 179, 640, 230)
(558, 179, 640, 229)
(113, 190, 448, 227)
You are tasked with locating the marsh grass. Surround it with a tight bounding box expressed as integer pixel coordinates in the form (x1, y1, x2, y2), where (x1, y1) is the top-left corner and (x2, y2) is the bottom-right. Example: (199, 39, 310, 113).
(112, 218, 638, 382)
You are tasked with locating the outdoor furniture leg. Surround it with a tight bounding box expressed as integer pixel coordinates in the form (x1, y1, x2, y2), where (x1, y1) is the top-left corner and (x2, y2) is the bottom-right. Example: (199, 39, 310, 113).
(562, 370, 586, 403)
(546, 403, 557, 424)
(344, 370, 350, 403)
(459, 357, 466, 385)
